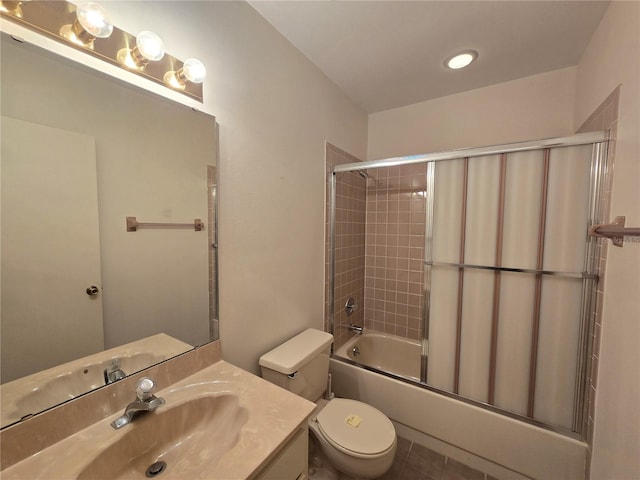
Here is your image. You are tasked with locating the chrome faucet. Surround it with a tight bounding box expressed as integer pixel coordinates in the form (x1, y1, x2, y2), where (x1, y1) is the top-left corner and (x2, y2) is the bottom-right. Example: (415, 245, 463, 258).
(347, 324, 364, 335)
(110, 377, 165, 429)
(104, 359, 126, 385)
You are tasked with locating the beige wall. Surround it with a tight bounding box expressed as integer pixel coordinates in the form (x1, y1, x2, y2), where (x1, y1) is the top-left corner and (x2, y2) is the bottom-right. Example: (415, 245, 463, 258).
(7, 4, 637, 474)
(93, 1, 369, 373)
(365, 2, 639, 476)
(2, 2, 367, 375)
(573, 2, 640, 478)
(367, 66, 576, 160)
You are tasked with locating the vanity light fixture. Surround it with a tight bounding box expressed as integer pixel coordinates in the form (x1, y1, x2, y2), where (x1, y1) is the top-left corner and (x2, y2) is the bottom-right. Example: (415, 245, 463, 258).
(1, 0, 205, 102)
(164, 58, 207, 89)
(0, 0, 27, 19)
(445, 50, 478, 70)
(117, 31, 165, 71)
(60, 2, 113, 48)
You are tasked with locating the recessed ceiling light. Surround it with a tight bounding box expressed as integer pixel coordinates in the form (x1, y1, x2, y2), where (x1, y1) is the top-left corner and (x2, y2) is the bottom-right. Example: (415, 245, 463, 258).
(445, 50, 478, 70)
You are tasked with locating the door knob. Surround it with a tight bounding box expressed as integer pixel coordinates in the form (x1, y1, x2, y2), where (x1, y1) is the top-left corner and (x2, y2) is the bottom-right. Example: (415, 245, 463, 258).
(86, 285, 100, 296)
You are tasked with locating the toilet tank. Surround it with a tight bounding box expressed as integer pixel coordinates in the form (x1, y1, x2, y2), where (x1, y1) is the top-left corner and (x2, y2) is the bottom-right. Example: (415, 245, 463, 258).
(259, 328, 333, 402)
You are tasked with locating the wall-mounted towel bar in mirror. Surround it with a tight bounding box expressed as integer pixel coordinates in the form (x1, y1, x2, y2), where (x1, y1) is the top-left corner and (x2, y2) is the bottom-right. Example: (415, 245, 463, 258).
(126, 216, 204, 232)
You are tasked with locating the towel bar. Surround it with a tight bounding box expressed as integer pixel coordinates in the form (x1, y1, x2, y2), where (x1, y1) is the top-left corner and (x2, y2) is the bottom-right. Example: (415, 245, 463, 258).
(589, 216, 640, 247)
(126, 216, 204, 232)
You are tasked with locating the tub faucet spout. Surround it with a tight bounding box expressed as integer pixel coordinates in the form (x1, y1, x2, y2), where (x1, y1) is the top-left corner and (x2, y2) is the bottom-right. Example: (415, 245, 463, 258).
(110, 377, 165, 429)
(347, 324, 364, 335)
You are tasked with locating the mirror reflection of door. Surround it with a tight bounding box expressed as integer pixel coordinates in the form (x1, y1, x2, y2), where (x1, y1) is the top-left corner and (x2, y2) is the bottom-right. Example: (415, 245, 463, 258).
(1, 116, 104, 383)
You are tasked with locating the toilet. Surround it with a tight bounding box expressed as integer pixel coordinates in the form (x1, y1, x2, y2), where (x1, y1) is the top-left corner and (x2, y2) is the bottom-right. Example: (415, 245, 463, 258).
(259, 328, 397, 479)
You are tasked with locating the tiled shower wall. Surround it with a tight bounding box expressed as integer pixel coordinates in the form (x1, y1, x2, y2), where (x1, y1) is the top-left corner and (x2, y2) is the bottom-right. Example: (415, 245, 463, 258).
(363, 165, 427, 341)
(325, 144, 366, 349)
(325, 145, 429, 348)
(576, 86, 619, 451)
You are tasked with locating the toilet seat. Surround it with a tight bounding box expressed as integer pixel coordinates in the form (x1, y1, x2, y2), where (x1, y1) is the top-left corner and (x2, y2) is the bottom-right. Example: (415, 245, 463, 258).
(315, 398, 396, 458)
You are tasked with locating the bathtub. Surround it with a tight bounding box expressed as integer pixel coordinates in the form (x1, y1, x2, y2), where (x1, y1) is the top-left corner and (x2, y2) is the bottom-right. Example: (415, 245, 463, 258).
(333, 331, 421, 382)
(330, 330, 587, 480)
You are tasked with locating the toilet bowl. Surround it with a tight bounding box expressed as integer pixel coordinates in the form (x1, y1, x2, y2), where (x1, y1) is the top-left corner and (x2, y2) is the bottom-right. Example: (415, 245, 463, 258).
(309, 398, 396, 479)
(259, 328, 397, 479)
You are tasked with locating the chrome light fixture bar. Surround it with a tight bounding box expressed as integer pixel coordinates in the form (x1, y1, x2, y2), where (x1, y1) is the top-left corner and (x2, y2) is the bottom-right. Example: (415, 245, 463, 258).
(0, 1, 205, 102)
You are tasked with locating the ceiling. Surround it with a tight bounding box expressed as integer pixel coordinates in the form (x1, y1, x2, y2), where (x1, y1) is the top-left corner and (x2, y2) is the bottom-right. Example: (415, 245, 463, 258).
(248, 1, 610, 113)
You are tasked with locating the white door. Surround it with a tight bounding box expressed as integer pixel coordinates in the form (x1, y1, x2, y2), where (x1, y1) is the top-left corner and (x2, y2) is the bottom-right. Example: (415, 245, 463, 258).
(1, 116, 104, 383)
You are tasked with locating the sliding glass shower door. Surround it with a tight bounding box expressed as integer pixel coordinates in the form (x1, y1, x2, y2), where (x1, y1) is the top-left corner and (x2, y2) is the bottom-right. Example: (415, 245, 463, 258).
(426, 144, 598, 432)
(329, 132, 609, 436)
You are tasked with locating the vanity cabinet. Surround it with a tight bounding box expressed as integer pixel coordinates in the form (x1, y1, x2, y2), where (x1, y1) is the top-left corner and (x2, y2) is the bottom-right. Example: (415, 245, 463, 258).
(254, 425, 308, 480)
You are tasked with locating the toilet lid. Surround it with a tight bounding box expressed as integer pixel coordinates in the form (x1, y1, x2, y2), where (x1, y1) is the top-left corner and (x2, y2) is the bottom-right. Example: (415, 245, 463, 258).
(316, 399, 395, 456)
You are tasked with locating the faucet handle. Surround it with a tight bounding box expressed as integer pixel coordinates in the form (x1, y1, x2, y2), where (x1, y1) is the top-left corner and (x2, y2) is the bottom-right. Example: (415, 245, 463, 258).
(136, 377, 157, 401)
(345, 297, 358, 316)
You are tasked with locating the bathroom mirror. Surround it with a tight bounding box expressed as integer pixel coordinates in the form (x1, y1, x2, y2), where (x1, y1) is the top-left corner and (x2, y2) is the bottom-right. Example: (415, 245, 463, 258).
(0, 34, 218, 428)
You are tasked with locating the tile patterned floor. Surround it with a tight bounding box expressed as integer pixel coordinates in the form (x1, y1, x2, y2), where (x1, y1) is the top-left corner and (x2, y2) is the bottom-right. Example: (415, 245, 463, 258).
(309, 436, 499, 480)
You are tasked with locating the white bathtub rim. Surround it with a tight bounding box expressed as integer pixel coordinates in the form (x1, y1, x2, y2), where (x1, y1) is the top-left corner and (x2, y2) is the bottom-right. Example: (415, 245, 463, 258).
(334, 330, 421, 357)
(333, 330, 421, 382)
(329, 357, 587, 480)
(332, 331, 581, 440)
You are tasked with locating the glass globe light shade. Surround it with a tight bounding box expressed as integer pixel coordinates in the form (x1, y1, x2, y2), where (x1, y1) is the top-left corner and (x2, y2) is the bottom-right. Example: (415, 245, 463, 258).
(0, 0, 27, 18)
(182, 58, 206, 84)
(136, 31, 165, 62)
(75, 2, 113, 39)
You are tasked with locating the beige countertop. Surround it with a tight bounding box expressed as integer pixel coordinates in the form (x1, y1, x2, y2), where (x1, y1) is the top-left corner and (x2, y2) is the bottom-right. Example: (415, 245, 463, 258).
(1, 360, 316, 480)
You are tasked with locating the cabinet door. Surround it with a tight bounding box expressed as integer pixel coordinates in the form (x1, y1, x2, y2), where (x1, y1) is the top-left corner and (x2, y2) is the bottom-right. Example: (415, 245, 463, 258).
(255, 427, 308, 480)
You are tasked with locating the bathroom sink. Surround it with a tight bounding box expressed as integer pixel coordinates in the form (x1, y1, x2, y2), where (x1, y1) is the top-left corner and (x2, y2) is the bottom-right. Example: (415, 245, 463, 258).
(1, 334, 192, 427)
(77, 394, 248, 480)
(1, 361, 316, 480)
(12, 353, 164, 419)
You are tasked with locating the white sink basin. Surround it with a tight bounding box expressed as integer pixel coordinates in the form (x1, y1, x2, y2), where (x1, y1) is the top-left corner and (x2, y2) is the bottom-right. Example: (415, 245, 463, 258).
(77, 394, 248, 479)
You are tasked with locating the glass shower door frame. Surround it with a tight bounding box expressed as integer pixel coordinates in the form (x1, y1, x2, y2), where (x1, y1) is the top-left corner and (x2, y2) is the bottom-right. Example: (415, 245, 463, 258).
(330, 131, 609, 438)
